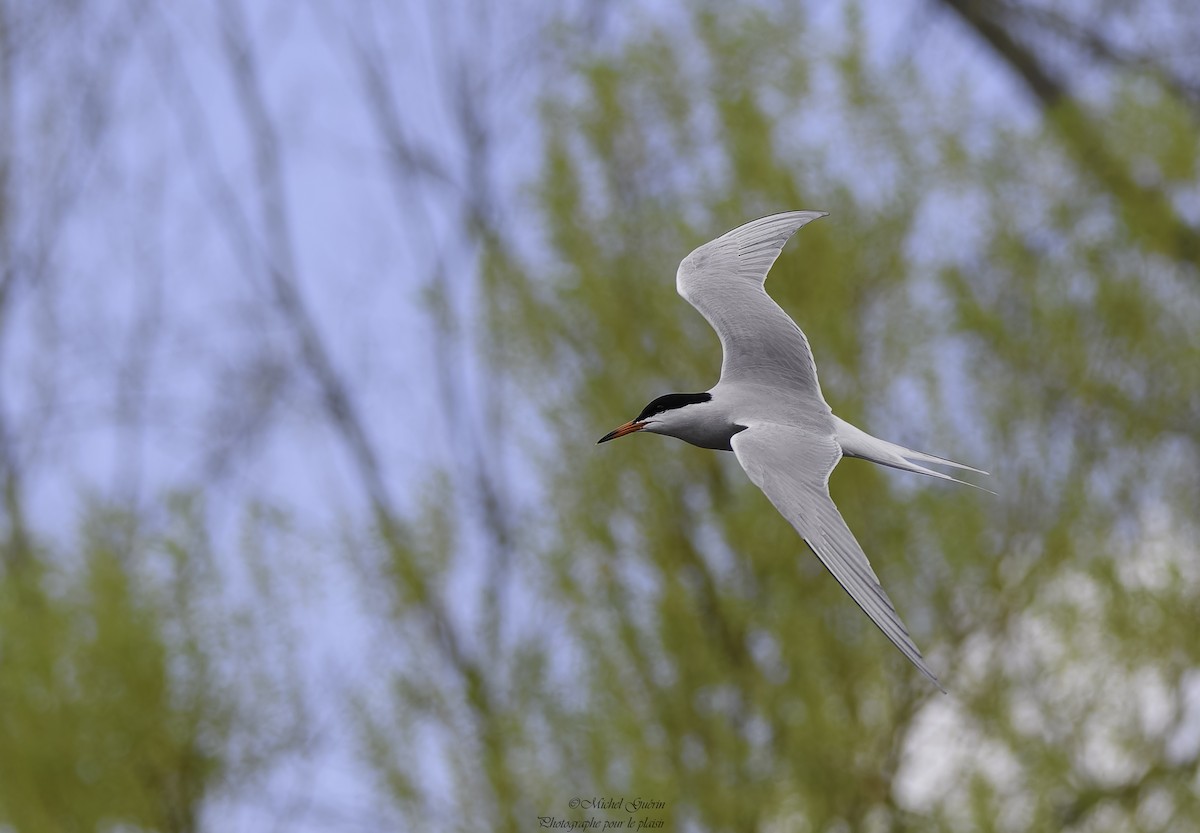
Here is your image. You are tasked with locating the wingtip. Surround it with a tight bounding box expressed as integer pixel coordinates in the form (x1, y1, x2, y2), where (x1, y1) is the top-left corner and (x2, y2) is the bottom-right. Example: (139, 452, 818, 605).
(774, 209, 828, 222)
(955, 477, 997, 496)
(910, 650, 947, 693)
(915, 661, 947, 694)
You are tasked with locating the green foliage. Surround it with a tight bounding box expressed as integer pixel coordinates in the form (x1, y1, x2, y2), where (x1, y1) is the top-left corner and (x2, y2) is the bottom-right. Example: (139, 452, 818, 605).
(0, 501, 300, 833)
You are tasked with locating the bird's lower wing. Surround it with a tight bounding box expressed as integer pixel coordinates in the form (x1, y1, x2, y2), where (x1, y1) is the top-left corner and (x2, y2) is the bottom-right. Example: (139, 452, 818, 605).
(731, 422, 944, 691)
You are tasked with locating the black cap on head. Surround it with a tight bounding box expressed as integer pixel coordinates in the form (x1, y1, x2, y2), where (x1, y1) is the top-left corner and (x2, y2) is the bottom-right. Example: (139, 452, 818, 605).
(635, 392, 711, 422)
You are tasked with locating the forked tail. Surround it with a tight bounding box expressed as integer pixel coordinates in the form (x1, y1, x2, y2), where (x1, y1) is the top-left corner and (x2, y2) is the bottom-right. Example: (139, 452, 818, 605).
(834, 417, 992, 492)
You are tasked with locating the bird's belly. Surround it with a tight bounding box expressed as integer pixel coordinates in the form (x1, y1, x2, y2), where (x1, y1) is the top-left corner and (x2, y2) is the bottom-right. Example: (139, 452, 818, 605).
(680, 423, 743, 452)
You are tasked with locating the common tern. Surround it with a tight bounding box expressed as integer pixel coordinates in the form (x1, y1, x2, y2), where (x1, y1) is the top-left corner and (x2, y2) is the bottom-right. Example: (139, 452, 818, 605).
(598, 211, 988, 691)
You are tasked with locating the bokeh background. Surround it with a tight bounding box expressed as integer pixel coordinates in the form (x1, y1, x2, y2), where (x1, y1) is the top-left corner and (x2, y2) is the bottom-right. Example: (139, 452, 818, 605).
(1, 1, 1199, 830)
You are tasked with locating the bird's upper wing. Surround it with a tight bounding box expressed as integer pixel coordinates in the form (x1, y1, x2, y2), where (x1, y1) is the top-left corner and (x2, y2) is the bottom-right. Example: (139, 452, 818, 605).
(731, 421, 944, 691)
(676, 211, 828, 397)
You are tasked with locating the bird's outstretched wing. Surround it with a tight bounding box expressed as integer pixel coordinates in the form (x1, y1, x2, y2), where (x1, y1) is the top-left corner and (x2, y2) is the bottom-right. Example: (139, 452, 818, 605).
(731, 421, 944, 691)
(676, 211, 828, 398)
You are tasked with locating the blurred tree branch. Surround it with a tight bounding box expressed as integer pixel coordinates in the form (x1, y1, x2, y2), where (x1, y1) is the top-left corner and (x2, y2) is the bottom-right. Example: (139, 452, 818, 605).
(216, 0, 394, 513)
(939, 0, 1200, 267)
(212, 2, 525, 827)
(333, 2, 541, 826)
(0, 0, 149, 567)
(1015, 4, 1200, 113)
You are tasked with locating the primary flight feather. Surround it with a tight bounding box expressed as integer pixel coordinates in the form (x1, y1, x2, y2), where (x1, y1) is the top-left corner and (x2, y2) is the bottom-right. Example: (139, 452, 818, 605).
(598, 211, 988, 691)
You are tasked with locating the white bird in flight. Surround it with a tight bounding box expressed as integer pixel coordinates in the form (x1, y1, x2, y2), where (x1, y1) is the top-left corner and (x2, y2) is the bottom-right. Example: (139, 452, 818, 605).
(598, 211, 988, 691)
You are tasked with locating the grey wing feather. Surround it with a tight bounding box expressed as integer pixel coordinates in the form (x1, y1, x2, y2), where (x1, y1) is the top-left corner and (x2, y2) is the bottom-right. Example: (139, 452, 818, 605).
(676, 211, 829, 397)
(732, 422, 945, 692)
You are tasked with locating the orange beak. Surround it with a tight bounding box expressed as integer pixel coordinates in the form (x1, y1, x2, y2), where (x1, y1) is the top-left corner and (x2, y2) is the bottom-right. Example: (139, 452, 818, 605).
(597, 420, 647, 444)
